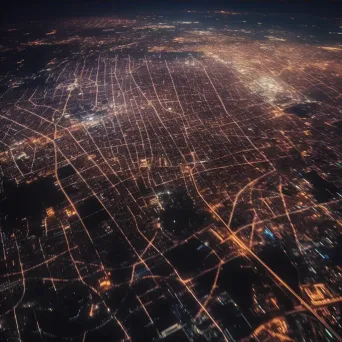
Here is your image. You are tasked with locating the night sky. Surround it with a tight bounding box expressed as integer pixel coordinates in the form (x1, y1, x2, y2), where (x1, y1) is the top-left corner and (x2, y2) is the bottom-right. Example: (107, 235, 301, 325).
(2, 0, 342, 22)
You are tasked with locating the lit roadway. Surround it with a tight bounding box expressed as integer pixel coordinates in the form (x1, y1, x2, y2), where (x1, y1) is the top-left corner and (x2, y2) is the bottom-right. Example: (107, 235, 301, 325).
(189, 166, 342, 341)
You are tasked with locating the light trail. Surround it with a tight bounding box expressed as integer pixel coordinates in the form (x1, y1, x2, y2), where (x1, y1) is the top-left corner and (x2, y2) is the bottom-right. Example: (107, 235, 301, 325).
(14, 308, 22, 342)
(249, 210, 258, 249)
(196, 261, 222, 318)
(136, 295, 154, 325)
(39, 239, 57, 293)
(0, 225, 7, 262)
(279, 177, 302, 254)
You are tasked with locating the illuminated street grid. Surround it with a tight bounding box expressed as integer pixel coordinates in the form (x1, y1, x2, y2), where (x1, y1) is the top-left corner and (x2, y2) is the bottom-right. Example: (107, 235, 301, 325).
(0, 12, 342, 342)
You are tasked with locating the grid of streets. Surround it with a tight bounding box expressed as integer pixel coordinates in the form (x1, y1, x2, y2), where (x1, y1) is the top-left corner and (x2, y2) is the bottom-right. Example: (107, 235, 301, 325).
(0, 11, 342, 342)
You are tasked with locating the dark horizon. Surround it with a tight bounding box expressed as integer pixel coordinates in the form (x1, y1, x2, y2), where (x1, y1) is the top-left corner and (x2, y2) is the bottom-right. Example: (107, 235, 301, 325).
(2, 0, 342, 22)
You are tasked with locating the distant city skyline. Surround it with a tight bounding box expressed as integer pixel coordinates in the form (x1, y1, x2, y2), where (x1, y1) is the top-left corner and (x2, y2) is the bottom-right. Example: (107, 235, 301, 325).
(2, 0, 342, 20)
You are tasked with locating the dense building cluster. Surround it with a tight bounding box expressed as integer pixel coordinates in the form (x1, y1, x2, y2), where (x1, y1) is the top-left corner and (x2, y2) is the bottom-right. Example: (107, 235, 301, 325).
(0, 10, 341, 342)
